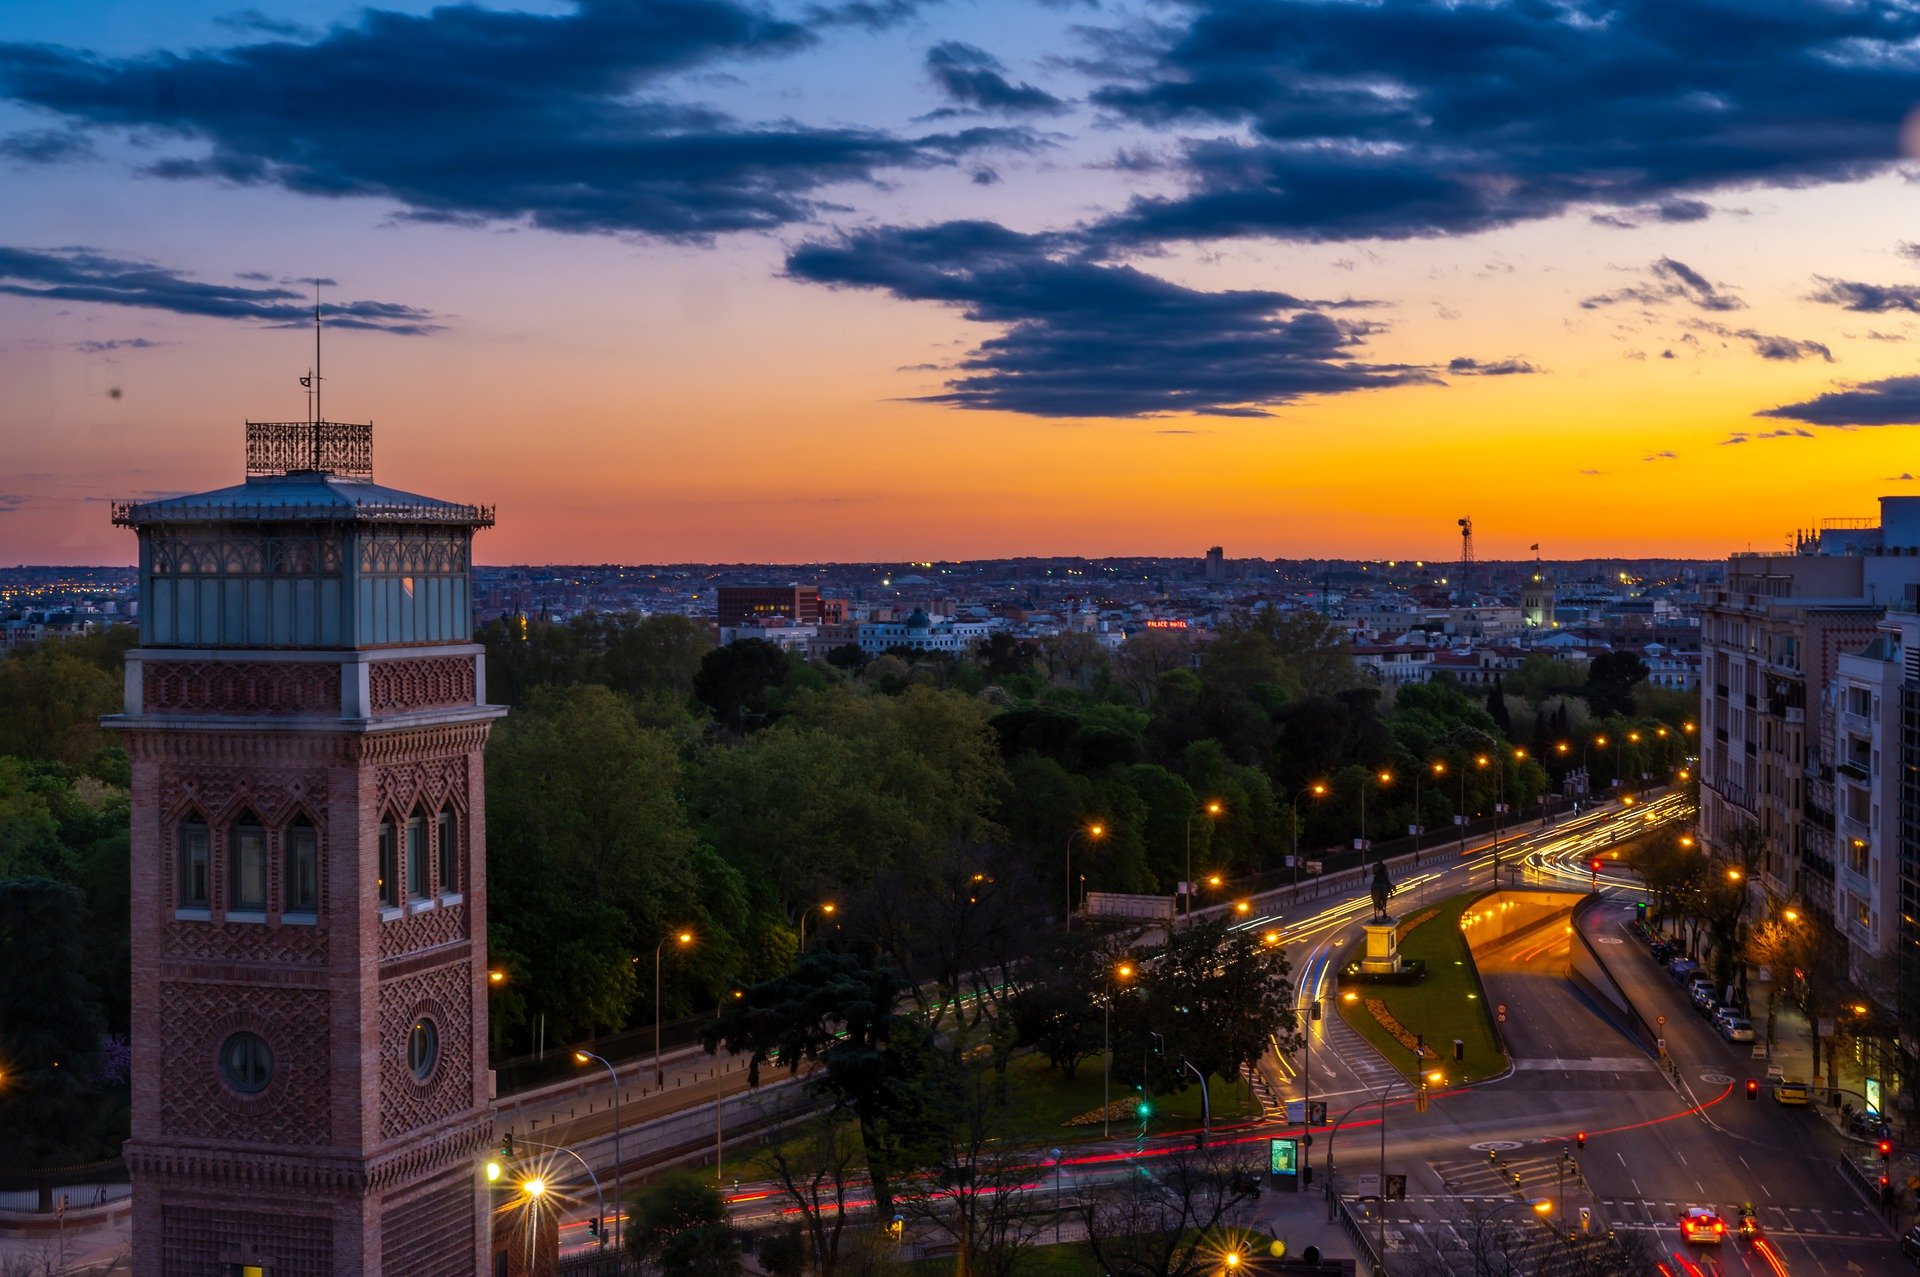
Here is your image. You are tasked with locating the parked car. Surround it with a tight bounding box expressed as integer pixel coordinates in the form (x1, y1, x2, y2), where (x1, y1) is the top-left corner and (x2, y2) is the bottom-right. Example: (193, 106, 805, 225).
(1669, 957, 1701, 983)
(1899, 1222, 1920, 1263)
(1774, 1078, 1810, 1105)
(1848, 1110, 1892, 1139)
(1651, 941, 1676, 963)
(1718, 1017, 1754, 1043)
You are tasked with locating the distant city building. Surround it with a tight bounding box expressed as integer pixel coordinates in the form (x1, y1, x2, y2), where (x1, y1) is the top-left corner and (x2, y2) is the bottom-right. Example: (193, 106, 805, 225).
(717, 584, 820, 627)
(1522, 569, 1556, 628)
(1203, 546, 1225, 582)
(858, 607, 992, 655)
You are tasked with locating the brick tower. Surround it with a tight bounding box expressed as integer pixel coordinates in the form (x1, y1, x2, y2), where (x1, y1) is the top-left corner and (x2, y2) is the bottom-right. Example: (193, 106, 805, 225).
(110, 419, 502, 1274)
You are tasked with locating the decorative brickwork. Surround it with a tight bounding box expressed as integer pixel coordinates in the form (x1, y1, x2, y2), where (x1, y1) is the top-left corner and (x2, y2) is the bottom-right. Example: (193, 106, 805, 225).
(379, 964, 471, 1140)
(380, 902, 467, 960)
(380, 1168, 477, 1277)
(161, 1204, 334, 1275)
(159, 982, 331, 1146)
(159, 764, 328, 828)
(374, 755, 468, 819)
(145, 661, 341, 716)
(165, 918, 330, 964)
(368, 657, 475, 715)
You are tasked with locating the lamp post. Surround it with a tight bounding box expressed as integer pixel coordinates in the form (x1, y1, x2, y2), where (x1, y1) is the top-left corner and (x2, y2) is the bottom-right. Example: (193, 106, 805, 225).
(716, 987, 742, 1186)
(654, 930, 693, 1086)
(1358, 770, 1392, 855)
(1185, 800, 1224, 921)
(1472, 1198, 1554, 1276)
(1293, 783, 1327, 886)
(1066, 823, 1105, 932)
(797, 901, 836, 955)
(1104, 962, 1135, 1138)
(512, 1137, 608, 1268)
(572, 1052, 625, 1259)
(1412, 763, 1443, 861)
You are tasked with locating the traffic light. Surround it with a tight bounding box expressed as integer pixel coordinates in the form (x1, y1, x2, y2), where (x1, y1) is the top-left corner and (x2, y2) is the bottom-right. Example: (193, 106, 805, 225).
(1590, 859, 1602, 873)
(1746, 1078, 1759, 1101)
(1137, 1099, 1153, 1120)
(1879, 1139, 1894, 1159)
(1575, 1132, 1586, 1150)
(501, 1132, 514, 1159)
(587, 1217, 601, 1240)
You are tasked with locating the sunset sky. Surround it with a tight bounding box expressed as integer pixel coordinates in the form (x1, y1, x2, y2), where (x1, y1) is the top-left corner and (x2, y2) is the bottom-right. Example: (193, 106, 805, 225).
(6, 0, 1920, 566)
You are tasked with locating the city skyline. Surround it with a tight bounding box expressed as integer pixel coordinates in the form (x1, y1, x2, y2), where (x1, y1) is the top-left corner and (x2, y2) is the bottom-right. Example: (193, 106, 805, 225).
(7, 0, 1920, 566)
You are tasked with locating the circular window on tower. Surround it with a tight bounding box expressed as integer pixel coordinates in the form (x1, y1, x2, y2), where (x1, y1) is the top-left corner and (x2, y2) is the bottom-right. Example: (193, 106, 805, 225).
(407, 1017, 438, 1081)
(218, 1031, 274, 1095)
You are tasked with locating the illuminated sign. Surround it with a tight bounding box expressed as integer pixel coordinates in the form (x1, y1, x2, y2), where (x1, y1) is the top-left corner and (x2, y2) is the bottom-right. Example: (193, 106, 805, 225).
(1269, 1137, 1299, 1177)
(1867, 1077, 1883, 1117)
(1143, 619, 1190, 629)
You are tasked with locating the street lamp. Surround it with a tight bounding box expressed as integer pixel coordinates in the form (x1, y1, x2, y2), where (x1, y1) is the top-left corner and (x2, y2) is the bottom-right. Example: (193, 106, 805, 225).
(1358, 770, 1392, 853)
(654, 930, 694, 1086)
(1066, 823, 1105, 932)
(1104, 962, 1135, 1138)
(1473, 1198, 1554, 1276)
(1185, 800, 1225, 921)
(573, 1050, 623, 1261)
(797, 901, 836, 955)
(1292, 783, 1328, 886)
(1412, 762, 1444, 860)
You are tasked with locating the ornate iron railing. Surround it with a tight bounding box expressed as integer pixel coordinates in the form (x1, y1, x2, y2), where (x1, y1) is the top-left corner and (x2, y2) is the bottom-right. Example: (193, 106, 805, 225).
(111, 499, 494, 527)
(245, 420, 374, 477)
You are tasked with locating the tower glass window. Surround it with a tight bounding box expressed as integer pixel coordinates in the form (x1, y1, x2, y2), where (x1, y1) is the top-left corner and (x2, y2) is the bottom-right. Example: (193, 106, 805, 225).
(285, 820, 318, 915)
(378, 820, 399, 908)
(219, 1031, 273, 1094)
(230, 819, 267, 912)
(406, 815, 429, 900)
(179, 820, 210, 908)
(437, 809, 459, 895)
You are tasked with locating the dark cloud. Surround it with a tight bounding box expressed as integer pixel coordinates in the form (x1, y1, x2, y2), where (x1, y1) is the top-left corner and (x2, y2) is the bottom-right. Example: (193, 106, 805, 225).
(212, 8, 316, 39)
(1582, 258, 1744, 312)
(1447, 356, 1536, 376)
(926, 41, 1067, 114)
(1643, 451, 1678, 462)
(1808, 278, 1920, 314)
(72, 336, 165, 352)
(0, 127, 92, 163)
(0, 247, 442, 333)
(0, 0, 1026, 241)
(1685, 321, 1832, 362)
(1591, 199, 1715, 230)
(1899, 244, 1920, 264)
(784, 220, 1434, 418)
(1722, 427, 1814, 444)
(1888, 472, 1915, 481)
(1084, 0, 1920, 245)
(970, 167, 1001, 186)
(1758, 375, 1920, 427)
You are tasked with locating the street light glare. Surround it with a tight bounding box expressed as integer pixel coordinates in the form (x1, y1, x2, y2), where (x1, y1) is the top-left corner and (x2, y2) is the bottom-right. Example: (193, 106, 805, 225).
(485, 1160, 503, 1182)
(1089, 823, 1105, 838)
(677, 931, 694, 944)
(573, 1051, 591, 1064)
(1206, 801, 1223, 816)
(1531, 1199, 1553, 1215)
(521, 1177, 547, 1199)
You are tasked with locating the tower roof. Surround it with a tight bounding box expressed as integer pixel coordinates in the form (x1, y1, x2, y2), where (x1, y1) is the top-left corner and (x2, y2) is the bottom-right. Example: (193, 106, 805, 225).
(114, 471, 492, 528)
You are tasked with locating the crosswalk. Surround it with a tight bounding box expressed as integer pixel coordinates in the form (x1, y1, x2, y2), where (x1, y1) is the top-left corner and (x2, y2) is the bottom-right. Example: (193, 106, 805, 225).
(1318, 1011, 1405, 1090)
(1429, 1151, 1585, 1202)
(1598, 1197, 1885, 1240)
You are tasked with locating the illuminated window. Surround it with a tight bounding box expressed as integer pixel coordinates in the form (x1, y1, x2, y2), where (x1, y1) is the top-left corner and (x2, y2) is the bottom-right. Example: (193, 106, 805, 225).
(285, 820, 318, 915)
(230, 818, 267, 912)
(408, 1018, 438, 1080)
(179, 820, 210, 908)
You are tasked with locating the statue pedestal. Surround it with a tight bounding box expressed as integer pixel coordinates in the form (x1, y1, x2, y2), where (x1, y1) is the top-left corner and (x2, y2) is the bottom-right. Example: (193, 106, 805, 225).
(1359, 918, 1402, 975)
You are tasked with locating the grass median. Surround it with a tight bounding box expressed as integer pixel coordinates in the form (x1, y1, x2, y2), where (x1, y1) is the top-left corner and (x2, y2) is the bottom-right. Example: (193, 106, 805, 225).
(1335, 892, 1507, 1085)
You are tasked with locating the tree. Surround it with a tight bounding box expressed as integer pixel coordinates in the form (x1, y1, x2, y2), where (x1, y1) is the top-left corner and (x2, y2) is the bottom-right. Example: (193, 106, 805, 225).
(0, 640, 125, 770)
(756, 1112, 863, 1277)
(694, 638, 791, 730)
(1112, 630, 1195, 705)
(486, 685, 725, 1048)
(708, 950, 940, 1219)
(1036, 631, 1108, 688)
(625, 1172, 743, 1274)
(897, 1064, 1048, 1277)
(1134, 917, 1299, 1092)
(0, 878, 108, 1164)
(1582, 651, 1648, 719)
(1076, 1145, 1259, 1277)
(1014, 928, 1131, 1081)
(973, 631, 1038, 682)
(1485, 676, 1513, 737)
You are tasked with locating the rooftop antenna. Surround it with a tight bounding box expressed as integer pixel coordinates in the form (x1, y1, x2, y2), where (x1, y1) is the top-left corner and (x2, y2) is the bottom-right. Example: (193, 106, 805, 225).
(312, 281, 323, 469)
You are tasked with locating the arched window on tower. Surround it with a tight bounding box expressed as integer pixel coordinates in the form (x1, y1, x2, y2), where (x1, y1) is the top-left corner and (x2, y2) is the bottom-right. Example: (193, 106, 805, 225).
(285, 817, 318, 916)
(437, 807, 459, 897)
(406, 811, 430, 901)
(378, 819, 400, 909)
(178, 818, 210, 909)
(230, 813, 268, 913)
